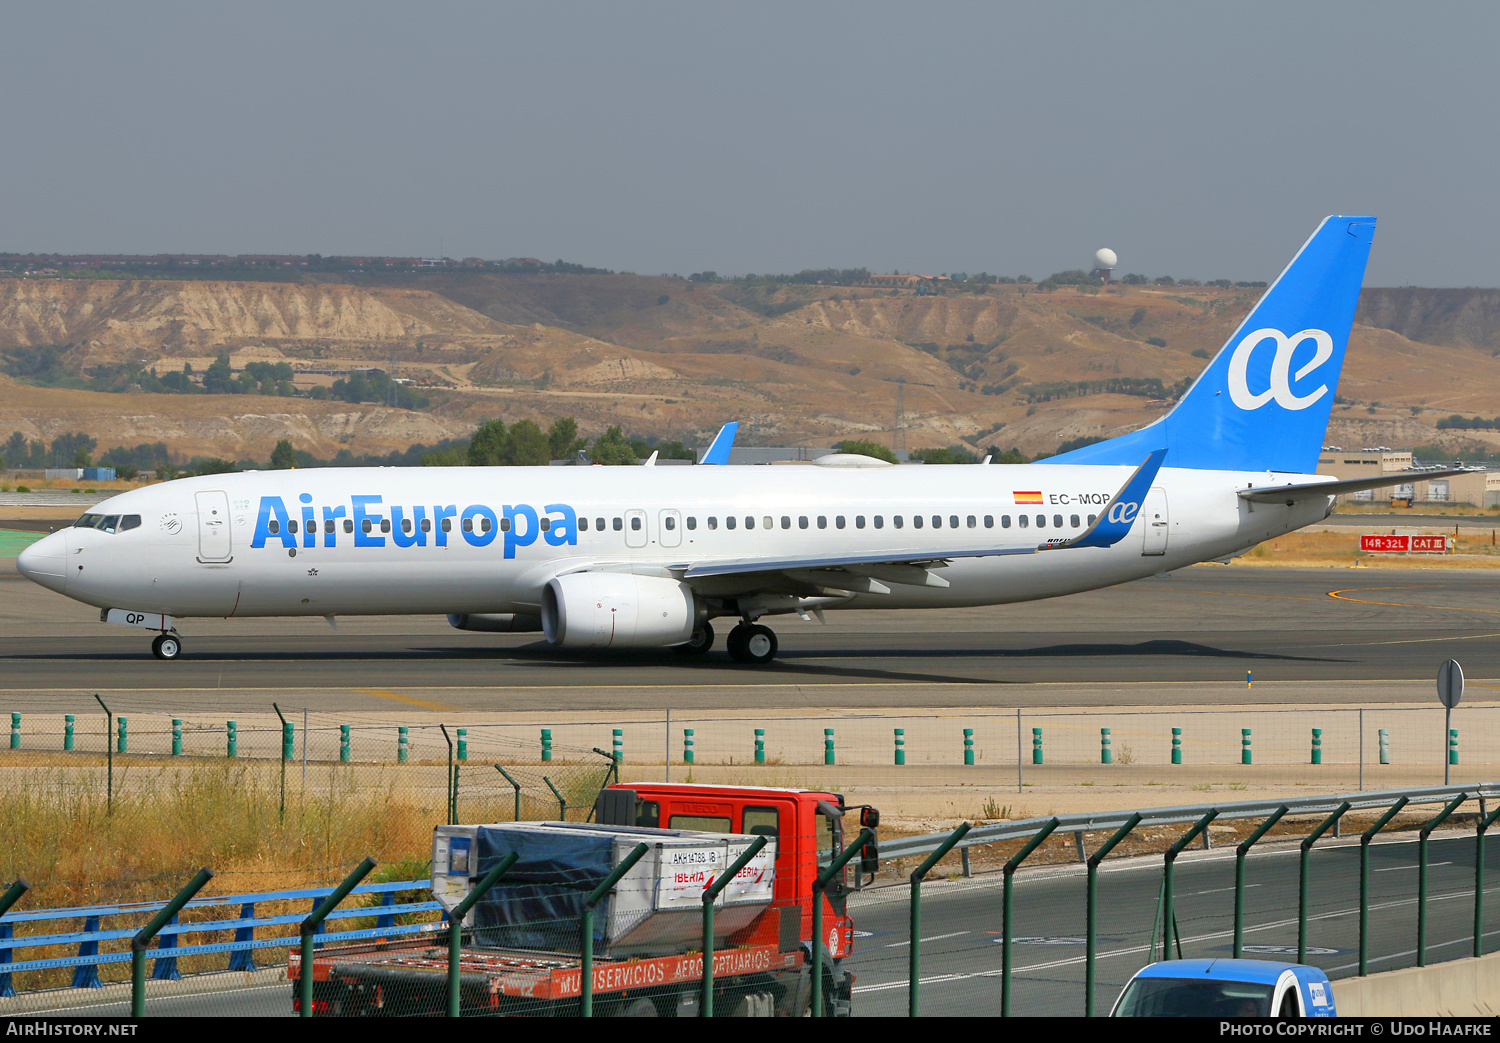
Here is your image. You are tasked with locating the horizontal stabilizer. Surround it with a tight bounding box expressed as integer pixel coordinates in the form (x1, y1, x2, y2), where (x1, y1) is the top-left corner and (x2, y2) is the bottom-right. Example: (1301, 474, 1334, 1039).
(1238, 468, 1475, 505)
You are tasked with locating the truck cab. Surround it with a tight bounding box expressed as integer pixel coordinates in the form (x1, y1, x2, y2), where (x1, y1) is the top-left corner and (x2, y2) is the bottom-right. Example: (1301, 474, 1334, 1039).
(595, 783, 878, 965)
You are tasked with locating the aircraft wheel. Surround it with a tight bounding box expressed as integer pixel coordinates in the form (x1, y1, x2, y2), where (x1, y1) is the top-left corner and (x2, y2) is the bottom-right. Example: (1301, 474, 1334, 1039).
(728, 623, 777, 665)
(151, 633, 182, 661)
(672, 621, 714, 657)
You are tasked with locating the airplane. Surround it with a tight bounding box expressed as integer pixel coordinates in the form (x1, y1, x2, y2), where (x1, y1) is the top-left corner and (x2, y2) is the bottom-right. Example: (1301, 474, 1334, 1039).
(16, 215, 1471, 664)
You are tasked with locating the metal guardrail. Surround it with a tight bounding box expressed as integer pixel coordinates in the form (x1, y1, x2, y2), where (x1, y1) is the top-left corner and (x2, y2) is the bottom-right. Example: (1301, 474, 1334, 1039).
(878, 782, 1500, 862)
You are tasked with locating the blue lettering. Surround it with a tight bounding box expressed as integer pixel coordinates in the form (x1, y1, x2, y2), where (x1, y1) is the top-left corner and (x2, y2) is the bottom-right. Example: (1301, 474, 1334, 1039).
(352, 495, 385, 547)
(252, 496, 295, 549)
(321, 505, 345, 548)
(543, 503, 577, 547)
(503, 504, 538, 558)
(433, 505, 456, 546)
(392, 505, 427, 548)
(461, 505, 498, 547)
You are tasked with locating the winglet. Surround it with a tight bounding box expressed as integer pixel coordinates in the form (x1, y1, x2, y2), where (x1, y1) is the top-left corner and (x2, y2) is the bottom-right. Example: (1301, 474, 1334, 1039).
(700, 422, 739, 465)
(1045, 449, 1167, 550)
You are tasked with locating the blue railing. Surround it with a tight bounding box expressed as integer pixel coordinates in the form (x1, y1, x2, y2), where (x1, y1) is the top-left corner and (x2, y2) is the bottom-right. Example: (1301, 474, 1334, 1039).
(0, 879, 441, 996)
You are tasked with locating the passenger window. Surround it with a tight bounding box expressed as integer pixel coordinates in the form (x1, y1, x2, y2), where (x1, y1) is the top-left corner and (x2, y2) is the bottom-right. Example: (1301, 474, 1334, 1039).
(421, 518, 431, 533)
(120, 515, 141, 532)
(540, 517, 551, 531)
(380, 519, 391, 533)
(462, 518, 472, 533)
(950, 515, 960, 529)
(268, 519, 280, 535)
(985, 515, 994, 528)
(1018, 515, 1028, 528)
(913, 516, 923, 529)
(1001, 515, 1010, 528)
(856, 516, 865, 529)
(707, 516, 717, 530)
(665, 516, 676, 531)
(687, 517, 696, 530)
(781, 516, 790, 529)
(346, 519, 356, 533)
(746, 516, 755, 529)
(798, 516, 808, 529)
(1088, 514, 1097, 525)
(1071, 514, 1081, 528)
(894, 515, 904, 529)
(817, 516, 827, 529)
(836, 516, 846, 529)
(726, 516, 736, 530)
(288, 520, 299, 534)
(578, 517, 589, 531)
(763, 516, 773, 530)
(1035, 515, 1046, 528)
(439, 519, 450, 533)
(401, 518, 412, 534)
(1053, 515, 1063, 528)
(932, 515, 942, 528)
(480, 517, 492, 533)
(613, 517, 623, 531)
(595, 517, 605, 531)
(631, 517, 642, 531)
(874, 515, 884, 529)
(669, 814, 733, 832)
(967, 515, 976, 528)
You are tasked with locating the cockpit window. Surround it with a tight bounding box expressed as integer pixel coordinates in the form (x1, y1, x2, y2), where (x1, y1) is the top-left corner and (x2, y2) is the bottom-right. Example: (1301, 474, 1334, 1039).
(75, 514, 104, 529)
(72, 513, 141, 533)
(99, 516, 120, 533)
(119, 515, 141, 531)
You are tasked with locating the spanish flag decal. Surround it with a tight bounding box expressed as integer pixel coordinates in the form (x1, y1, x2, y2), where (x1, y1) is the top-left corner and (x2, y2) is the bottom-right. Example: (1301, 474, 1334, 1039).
(1012, 491, 1044, 505)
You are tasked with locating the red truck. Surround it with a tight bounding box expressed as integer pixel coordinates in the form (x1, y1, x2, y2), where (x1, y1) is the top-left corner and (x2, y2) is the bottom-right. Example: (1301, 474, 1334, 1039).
(289, 782, 878, 1017)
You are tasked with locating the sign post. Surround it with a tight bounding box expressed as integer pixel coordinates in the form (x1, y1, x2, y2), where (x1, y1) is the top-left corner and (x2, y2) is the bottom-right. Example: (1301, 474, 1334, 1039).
(1437, 660, 1463, 786)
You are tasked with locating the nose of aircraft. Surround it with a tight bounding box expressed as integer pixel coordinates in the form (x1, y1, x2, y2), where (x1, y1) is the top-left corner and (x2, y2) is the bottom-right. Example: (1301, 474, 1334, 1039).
(15, 530, 68, 594)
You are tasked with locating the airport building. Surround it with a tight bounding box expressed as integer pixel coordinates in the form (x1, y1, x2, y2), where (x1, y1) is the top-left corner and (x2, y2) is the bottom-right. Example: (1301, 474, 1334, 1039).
(1317, 447, 1499, 506)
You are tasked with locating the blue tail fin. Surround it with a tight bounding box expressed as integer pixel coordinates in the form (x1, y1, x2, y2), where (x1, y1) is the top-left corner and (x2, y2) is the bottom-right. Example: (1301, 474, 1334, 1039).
(700, 421, 739, 465)
(1049, 215, 1375, 473)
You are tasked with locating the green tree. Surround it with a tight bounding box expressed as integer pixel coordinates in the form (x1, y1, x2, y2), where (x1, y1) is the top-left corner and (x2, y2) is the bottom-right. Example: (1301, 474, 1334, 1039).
(590, 426, 641, 465)
(466, 418, 511, 466)
(507, 420, 550, 466)
(547, 417, 586, 459)
(202, 354, 234, 394)
(912, 444, 978, 464)
(51, 432, 97, 468)
(987, 446, 1029, 464)
(833, 439, 898, 463)
(269, 439, 297, 469)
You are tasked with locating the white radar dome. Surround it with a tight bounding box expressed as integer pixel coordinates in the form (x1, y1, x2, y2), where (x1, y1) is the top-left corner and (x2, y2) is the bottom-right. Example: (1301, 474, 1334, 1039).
(1094, 248, 1118, 270)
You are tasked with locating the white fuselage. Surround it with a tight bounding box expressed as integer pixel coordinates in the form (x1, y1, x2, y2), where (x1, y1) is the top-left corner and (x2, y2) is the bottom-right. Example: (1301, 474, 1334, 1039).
(18, 462, 1330, 622)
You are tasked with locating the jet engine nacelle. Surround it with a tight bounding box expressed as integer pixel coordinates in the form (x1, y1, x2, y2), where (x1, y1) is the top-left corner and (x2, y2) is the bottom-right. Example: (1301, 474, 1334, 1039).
(541, 572, 696, 648)
(447, 613, 543, 633)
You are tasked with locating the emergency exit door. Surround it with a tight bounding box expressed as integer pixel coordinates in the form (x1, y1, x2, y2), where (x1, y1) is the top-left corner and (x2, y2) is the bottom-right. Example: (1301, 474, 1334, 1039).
(1141, 487, 1169, 556)
(195, 490, 233, 562)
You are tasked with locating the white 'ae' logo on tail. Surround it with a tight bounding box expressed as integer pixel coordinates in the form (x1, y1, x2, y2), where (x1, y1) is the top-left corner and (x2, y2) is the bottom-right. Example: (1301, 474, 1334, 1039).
(1226, 328, 1334, 411)
(1107, 501, 1139, 524)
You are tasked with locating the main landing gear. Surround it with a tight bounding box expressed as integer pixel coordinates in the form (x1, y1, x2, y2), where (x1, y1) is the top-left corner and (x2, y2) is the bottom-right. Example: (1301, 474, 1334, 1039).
(151, 633, 182, 661)
(726, 622, 777, 665)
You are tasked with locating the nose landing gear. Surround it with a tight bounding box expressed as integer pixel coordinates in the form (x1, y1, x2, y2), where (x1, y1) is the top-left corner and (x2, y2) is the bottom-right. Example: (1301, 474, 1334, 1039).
(726, 623, 777, 665)
(151, 633, 182, 661)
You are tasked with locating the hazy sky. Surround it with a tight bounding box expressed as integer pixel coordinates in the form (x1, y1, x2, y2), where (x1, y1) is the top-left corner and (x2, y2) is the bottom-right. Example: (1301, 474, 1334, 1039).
(3, 2, 1496, 285)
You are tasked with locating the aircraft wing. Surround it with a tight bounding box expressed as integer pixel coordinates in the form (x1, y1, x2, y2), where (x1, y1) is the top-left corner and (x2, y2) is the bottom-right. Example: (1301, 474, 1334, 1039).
(678, 449, 1167, 589)
(1238, 468, 1474, 505)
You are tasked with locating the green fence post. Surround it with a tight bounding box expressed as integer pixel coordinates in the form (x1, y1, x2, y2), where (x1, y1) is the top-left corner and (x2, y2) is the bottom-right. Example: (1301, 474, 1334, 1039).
(1475, 803, 1500, 959)
(455, 728, 466, 762)
(117, 715, 128, 754)
(1241, 728, 1252, 765)
(441, 724, 455, 824)
(543, 776, 567, 820)
(1359, 797, 1409, 975)
(339, 724, 350, 763)
(447, 851, 519, 1017)
(282, 720, 294, 761)
(494, 764, 522, 821)
(1086, 814, 1142, 1016)
(909, 823, 970, 1017)
(1298, 802, 1351, 962)
(298, 857, 376, 1017)
(94, 694, 113, 815)
(1311, 728, 1322, 765)
(811, 827, 873, 1018)
(894, 728, 905, 766)
(754, 728, 765, 764)
(1100, 728, 1112, 765)
(581, 843, 650, 1017)
(824, 728, 835, 766)
(1234, 807, 1287, 958)
(612, 728, 622, 764)
(1450, 729, 1459, 766)
(226, 720, 237, 758)
(963, 728, 974, 766)
(1379, 728, 1390, 764)
(8, 712, 17, 749)
(172, 718, 182, 757)
(1002, 818, 1060, 1017)
(1162, 810, 1218, 958)
(131, 867, 213, 1017)
(684, 728, 694, 765)
(1418, 793, 1468, 966)
(0, 878, 29, 919)
(1171, 727, 1182, 765)
(541, 728, 552, 762)
(1032, 728, 1043, 765)
(397, 726, 408, 764)
(64, 714, 75, 752)
(701, 835, 769, 1017)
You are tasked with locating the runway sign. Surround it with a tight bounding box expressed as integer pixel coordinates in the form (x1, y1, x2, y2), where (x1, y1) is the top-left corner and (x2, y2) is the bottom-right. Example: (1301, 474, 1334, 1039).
(1360, 534, 1447, 553)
